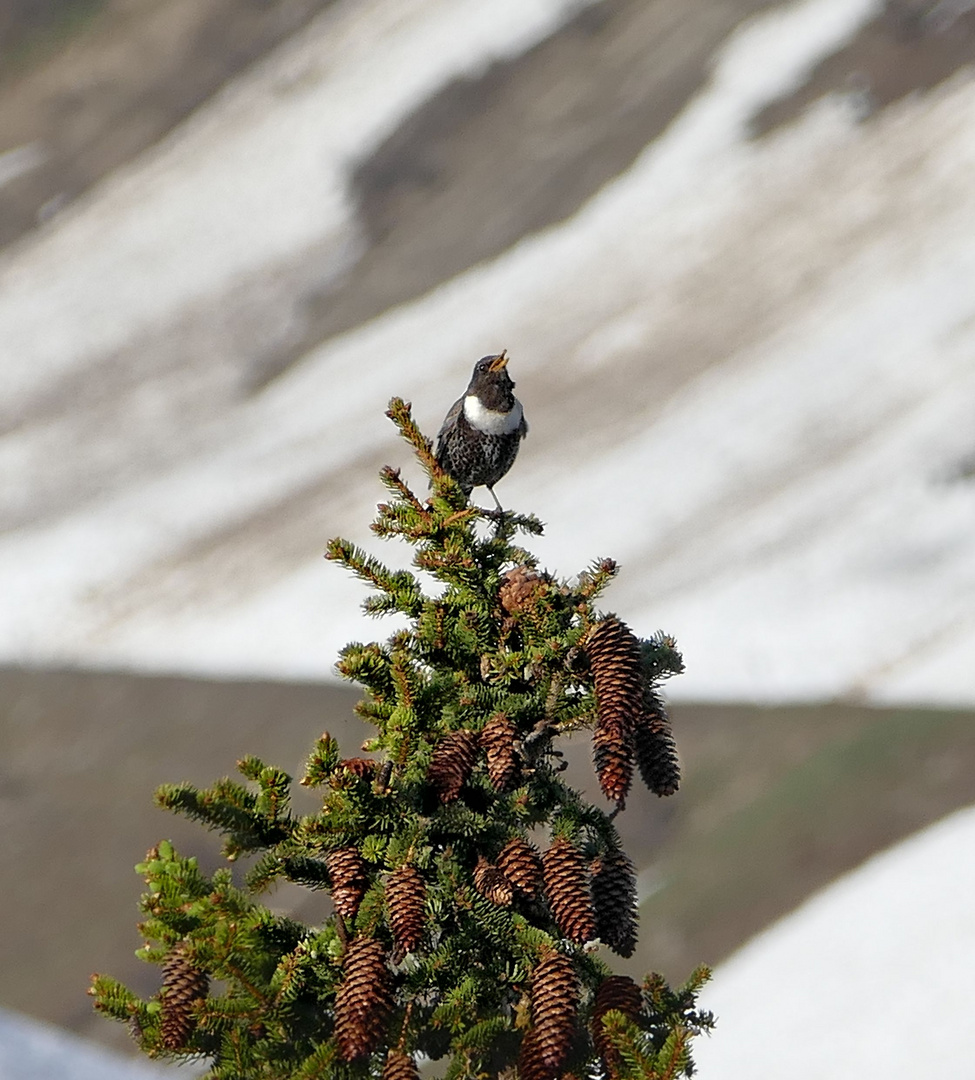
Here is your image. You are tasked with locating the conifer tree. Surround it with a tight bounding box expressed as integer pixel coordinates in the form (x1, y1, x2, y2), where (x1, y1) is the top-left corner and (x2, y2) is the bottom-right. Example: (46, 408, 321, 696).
(90, 398, 714, 1078)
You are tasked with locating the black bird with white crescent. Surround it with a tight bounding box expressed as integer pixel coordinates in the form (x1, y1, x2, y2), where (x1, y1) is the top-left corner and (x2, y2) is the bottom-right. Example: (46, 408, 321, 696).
(434, 351, 527, 511)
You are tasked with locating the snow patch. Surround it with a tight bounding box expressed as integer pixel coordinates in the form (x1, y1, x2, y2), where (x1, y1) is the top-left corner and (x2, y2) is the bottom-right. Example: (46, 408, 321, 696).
(0, 1008, 184, 1080)
(693, 804, 975, 1079)
(4, 0, 975, 705)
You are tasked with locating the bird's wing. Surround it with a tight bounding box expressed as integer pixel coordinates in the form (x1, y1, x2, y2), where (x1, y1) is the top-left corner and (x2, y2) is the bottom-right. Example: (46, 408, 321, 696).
(435, 396, 465, 458)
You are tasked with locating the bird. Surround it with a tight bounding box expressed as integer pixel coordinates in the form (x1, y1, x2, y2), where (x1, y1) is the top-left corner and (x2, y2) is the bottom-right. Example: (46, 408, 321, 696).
(434, 351, 528, 511)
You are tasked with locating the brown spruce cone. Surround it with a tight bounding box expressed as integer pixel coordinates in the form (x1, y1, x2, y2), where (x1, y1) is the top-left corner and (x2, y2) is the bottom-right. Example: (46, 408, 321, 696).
(334, 936, 393, 1062)
(591, 975, 643, 1077)
(426, 729, 478, 803)
(519, 950, 579, 1080)
(499, 565, 548, 614)
(160, 946, 208, 1051)
(473, 855, 515, 906)
(386, 865, 426, 958)
(633, 690, 680, 797)
(591, 849, 639, 958)
(383, 1048, 420, 1080)
(326, 846, 369, 921)
(497, 837, 543, 899)
(518, 1030, 553, 1080)
(517, 1030, 540, 1080)
(542, 837, 596, 944)
(338, 757, 376, 780)
(591, 725, 633, 806)
(586, 617, 649, 805)
(586, 616, 645, 741)
(480, 712, 519, 790)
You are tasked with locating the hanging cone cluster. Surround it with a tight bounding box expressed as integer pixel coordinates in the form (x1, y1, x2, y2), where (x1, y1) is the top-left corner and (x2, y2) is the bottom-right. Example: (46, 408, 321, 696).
(634, 689, 681, 797)
(591, 849, 638, 959)
(586, 617, 643, 805)
(326, 847, 369, 921)
(334, 936, 393, 1062)
(591, 975, 643, 1077)
(383, 1049, 420, 1080)
(519, 950, 579, 1080)
(497, 837, 543, 899)
(159, 946, 208, 1051)
(499, 564, 548, 614)
(386, 865, 426, 958)
(480, 712, 519, 790)
(586, 616, 681, 803)
(426, 730, 478, 802)
(586, 616, 644, 725)
(474, 855, 514, 906)
(542, 837, 596, 944)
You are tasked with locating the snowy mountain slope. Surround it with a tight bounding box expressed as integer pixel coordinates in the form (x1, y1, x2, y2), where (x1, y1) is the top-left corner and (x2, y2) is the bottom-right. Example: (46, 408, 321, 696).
(0, 0, 590, 412)
(0, 0, 596, 548)
(692, 802, 975, 1079)
(3, 0, 975, 703)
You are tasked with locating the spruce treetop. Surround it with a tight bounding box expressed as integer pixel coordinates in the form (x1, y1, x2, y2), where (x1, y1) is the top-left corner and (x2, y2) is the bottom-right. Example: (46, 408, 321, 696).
(91, 399, 713, 1079)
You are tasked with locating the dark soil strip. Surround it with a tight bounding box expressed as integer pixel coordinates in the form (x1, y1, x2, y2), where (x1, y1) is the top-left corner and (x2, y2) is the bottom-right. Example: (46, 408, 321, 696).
(749, 5, 975, 138)
(3, 664, 974, 1048)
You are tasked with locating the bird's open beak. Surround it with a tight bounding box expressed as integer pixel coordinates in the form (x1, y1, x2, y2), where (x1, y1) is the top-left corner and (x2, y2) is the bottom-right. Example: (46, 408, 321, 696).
(489, 350, 509, 373)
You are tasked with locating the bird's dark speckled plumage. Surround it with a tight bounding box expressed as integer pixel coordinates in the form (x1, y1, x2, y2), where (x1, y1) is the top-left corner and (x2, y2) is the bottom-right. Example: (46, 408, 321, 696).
(435, 352, 527, 509)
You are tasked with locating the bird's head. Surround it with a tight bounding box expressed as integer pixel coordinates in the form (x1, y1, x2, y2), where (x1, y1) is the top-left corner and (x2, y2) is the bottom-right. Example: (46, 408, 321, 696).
(467, 351, 515, 405)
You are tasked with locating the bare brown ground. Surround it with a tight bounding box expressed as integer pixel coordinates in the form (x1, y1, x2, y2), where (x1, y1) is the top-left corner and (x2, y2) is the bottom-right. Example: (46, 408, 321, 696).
(627, 702, 975, 984)
(0, 666, 360, 1047)
(2, 665, 973, 1052)
(750, 4, 975, 137)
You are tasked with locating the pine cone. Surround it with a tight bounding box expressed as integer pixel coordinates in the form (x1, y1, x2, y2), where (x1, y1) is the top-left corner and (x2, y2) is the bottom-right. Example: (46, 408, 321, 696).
(591, 975, 643, 1077)
(334, 936, 392, 1062)
(386, 866, 426, 958)
(586, 616, 645, 741)
(499, 565, 548, 614)
(383, 1048, 420, 1080)
(586, 617, 650, 805)
(633, 690, 680, 797)
(426, 730, 478, 803)
(517, 1030, 544, 1080)
(160, 946, 208, 1051)
(519, 950, 578, 1080)
(591, 849, 638, 958)
(592, 725, 633, 806)
(473, 855, 514, 906)
(497, 837, 543, 900)
(480, 712, 519, 790)
(338, 757, 376, 780)
(542, 838, 596, 944)
(326, 847, 369, 921)
(518, 1030, 549, 1080)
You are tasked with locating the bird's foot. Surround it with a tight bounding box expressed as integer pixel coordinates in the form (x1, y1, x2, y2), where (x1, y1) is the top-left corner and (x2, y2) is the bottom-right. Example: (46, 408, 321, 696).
(477, 506, 510, 523)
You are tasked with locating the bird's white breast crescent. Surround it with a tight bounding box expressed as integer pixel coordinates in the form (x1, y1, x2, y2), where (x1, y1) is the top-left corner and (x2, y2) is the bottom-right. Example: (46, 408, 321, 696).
(463, 395, 524, 436)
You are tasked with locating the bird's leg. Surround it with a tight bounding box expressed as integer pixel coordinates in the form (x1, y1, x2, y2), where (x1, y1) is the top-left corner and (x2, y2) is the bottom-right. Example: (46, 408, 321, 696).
(477, 486, 508, 524)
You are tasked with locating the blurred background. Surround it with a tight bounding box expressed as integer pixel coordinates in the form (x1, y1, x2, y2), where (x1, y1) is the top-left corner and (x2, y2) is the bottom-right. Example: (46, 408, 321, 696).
(3, 0, 975, 1075)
